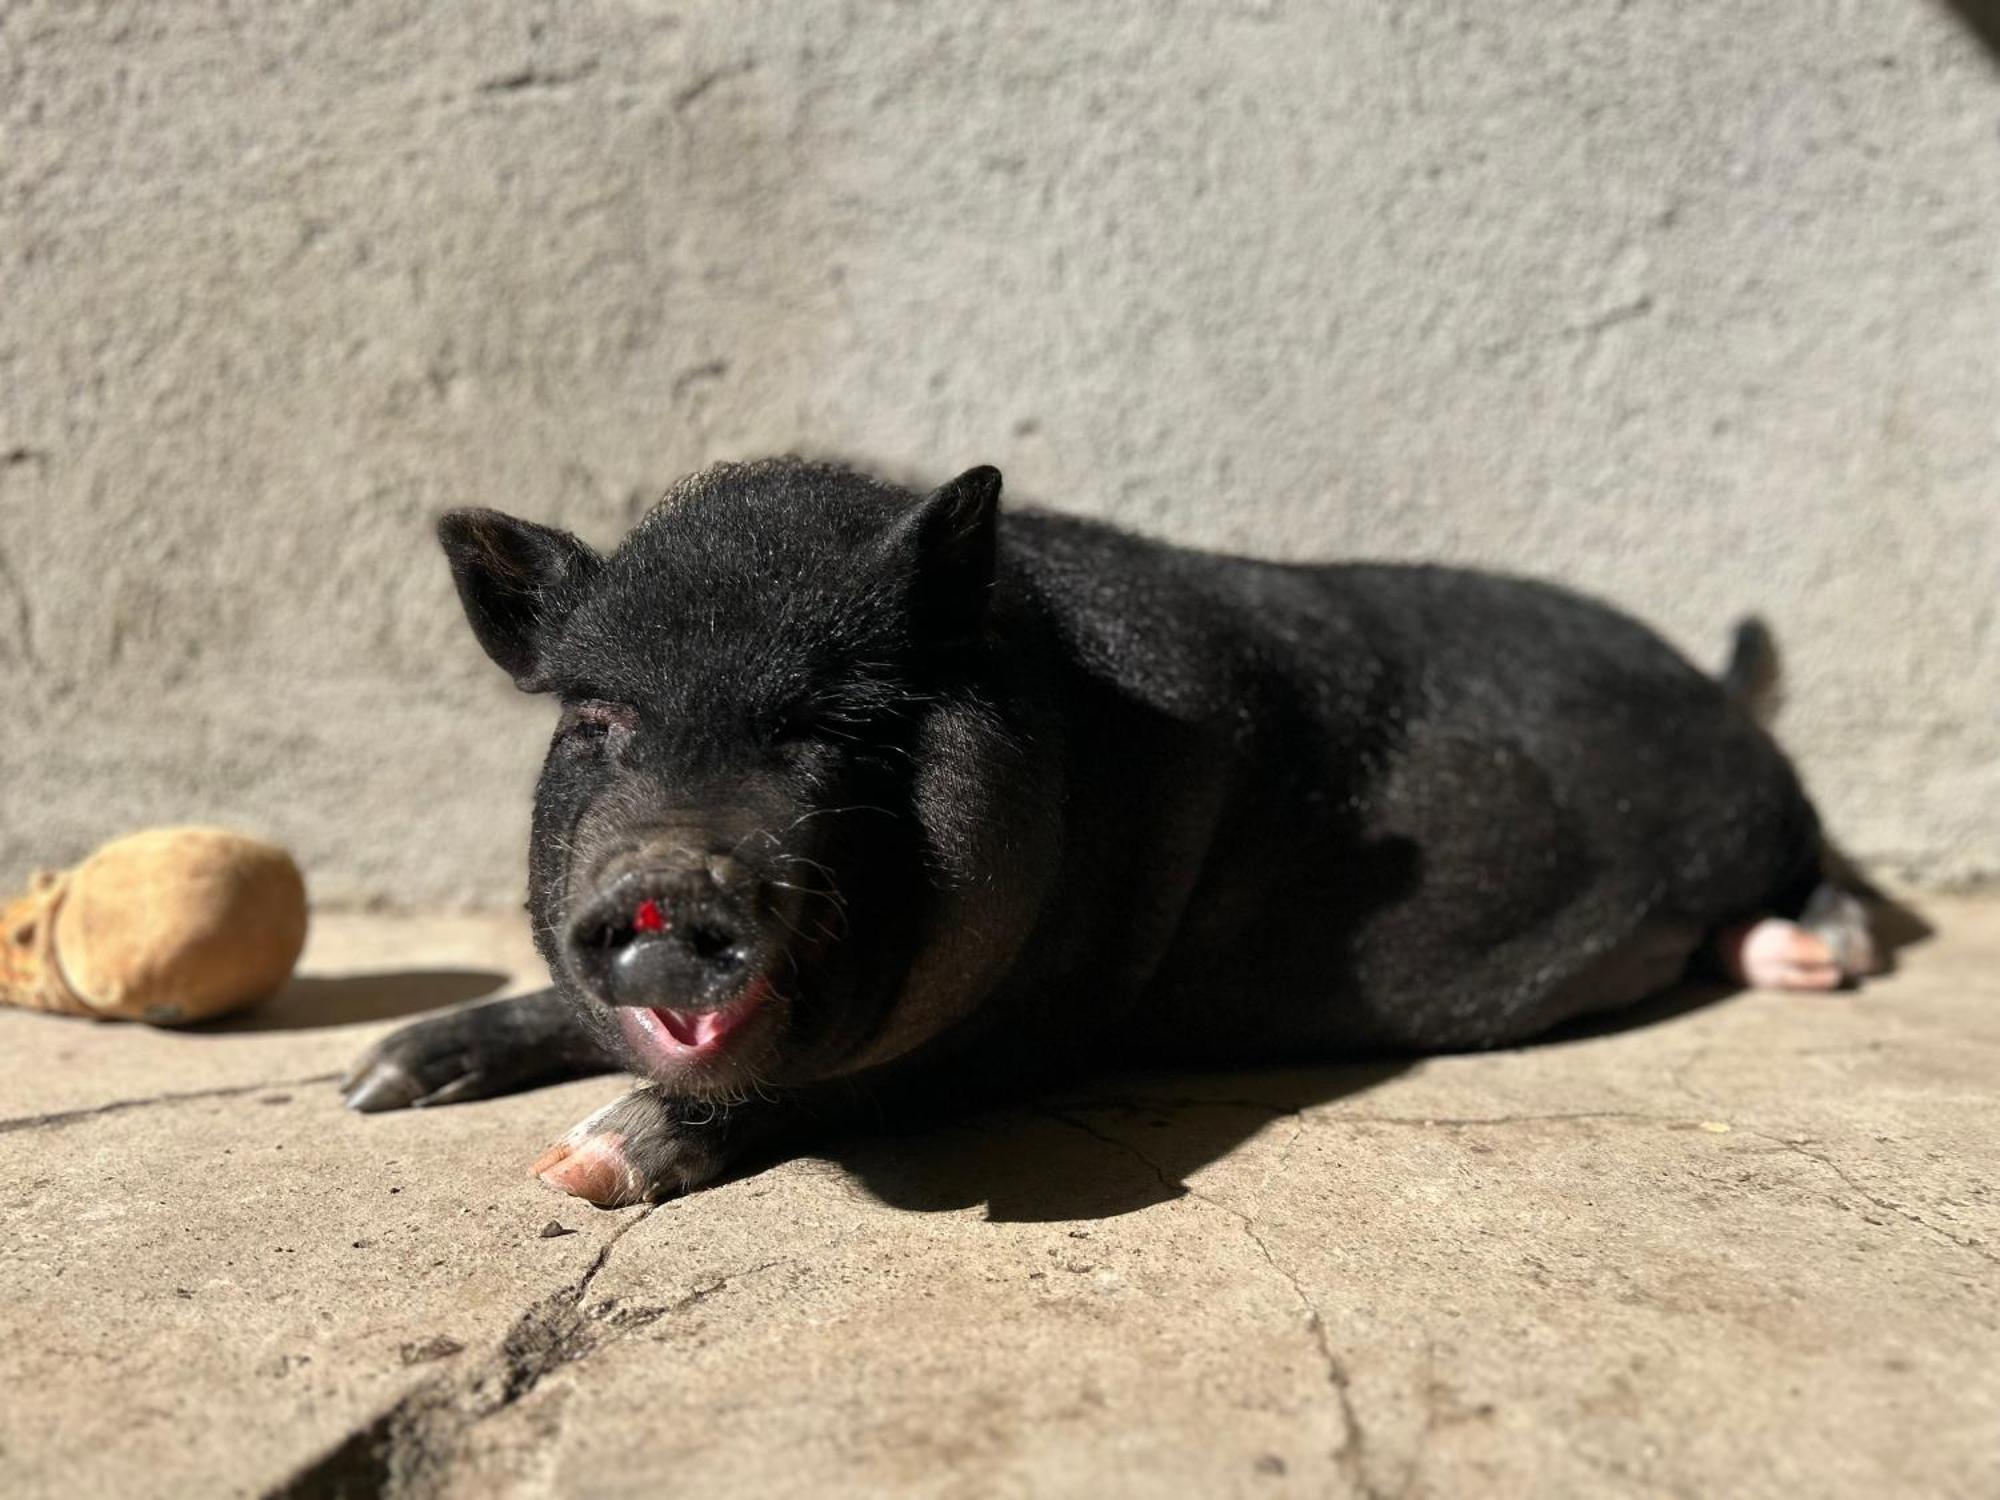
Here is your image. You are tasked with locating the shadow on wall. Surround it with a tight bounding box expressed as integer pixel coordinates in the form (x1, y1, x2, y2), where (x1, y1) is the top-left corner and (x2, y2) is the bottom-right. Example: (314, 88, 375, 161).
(1939, 0, 2000, 61)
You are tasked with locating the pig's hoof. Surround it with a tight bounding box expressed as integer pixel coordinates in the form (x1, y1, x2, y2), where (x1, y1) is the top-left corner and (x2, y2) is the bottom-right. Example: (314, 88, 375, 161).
(343, 1006, 525, 1112)
(1798, 883, 1883, 979)
(533, 1132, 646, 1208)
(1718, 919, 1842, 991)
(1716, 882, 1880, 992)
(532, 1087, 720, 1207)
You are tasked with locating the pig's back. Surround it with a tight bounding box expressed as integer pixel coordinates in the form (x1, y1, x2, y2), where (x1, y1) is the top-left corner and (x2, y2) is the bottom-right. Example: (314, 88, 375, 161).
(1000, 510, 1820, 1053)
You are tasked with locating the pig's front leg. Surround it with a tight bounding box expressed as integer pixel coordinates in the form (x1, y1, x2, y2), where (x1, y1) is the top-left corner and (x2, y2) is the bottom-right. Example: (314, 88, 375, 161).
(341, 987, 619, 1111)
(533, 1043, 1065, 1208)
(532, 1085, 796, 1206)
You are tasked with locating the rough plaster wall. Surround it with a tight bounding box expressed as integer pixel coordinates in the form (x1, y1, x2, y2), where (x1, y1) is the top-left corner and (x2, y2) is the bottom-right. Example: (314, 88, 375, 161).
(2, 0, 1995, 906)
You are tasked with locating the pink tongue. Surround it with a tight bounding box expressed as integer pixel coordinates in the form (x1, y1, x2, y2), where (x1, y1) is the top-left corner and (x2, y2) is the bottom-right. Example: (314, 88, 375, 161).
(655, 1006, 729, 1048)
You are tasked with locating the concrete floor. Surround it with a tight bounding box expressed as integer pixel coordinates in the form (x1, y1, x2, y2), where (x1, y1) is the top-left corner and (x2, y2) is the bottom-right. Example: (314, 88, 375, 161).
(2, 901, 1995, 1499)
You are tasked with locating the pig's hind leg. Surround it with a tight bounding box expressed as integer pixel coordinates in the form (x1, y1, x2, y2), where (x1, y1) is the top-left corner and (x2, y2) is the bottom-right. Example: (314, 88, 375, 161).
(341, 987, 619, 1111)
(1713, 883, 1881, 992)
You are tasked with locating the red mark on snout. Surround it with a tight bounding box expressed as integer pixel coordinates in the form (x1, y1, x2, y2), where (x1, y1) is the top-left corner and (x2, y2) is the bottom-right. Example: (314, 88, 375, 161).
(632, 898, 668, 935)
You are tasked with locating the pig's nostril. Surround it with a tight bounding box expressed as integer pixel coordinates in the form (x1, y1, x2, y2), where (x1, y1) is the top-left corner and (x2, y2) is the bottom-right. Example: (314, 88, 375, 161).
(576, 917, 631, 955)
(575, 909, 741, 965)
(683, 921, 740, 966)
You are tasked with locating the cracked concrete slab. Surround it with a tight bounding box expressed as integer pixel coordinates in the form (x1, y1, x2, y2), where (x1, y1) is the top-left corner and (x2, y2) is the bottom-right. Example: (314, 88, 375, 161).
(3, 900, 1996, 1497)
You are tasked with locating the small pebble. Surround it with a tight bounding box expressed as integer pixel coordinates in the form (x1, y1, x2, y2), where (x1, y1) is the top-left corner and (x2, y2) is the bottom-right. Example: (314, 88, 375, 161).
(540, 1219, 577, 1239)
(1697, 1121, 1732, 1134)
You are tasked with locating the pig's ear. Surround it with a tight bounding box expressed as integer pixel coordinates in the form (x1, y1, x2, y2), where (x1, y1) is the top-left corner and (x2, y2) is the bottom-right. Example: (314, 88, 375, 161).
(437, 508, 599, 690)
(885, 466, 1003, 637)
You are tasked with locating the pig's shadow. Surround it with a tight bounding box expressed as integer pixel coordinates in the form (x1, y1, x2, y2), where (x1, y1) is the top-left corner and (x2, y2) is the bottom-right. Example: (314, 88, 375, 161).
(210, 969, 510, 1031)
(819, 887, 1937, 1224)
(821, 1061, 1409, 1224)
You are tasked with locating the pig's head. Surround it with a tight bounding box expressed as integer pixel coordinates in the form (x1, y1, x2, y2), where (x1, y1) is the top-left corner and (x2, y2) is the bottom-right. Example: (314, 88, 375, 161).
(438, 460, 1056, 1100)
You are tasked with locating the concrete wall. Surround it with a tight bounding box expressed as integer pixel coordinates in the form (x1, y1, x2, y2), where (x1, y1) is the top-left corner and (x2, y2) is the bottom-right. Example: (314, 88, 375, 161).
(3, 0, 1995, 907)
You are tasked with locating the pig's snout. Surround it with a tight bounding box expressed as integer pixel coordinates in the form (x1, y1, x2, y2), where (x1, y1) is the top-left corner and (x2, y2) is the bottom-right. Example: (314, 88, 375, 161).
(565, 852, 768, 1013)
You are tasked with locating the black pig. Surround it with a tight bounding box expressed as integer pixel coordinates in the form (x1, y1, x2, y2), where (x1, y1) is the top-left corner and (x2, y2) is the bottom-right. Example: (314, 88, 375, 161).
(342, 459, 1875, 1205)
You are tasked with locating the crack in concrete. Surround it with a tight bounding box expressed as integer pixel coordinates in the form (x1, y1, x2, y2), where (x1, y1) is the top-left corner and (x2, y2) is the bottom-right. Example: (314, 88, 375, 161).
(0, 1073, 342, 1135)
(475, 61, 598, 94)
(1042, 1108, 1185, 1199)
(1098, 1094, 1694, 1132)
(1474, 292, 1657, 363)
(1041, 1100, 1970, 1494)
(264, 1206, 658, 1498)
(1093, 1092, 1996, 1264)
(597, 1256, 789, 1334)
(1249, 1115, 1311, 1210)
(1073, 1093, 1297, 1117)
(1390, 1340, 1502, 1500)
(0, 540, 43, 671)
(1323, 1109, 1683, 1130)
(262, 1212, 788, 1498)
(1572, 294, 1657, 339)
(1392, 1342, 1441, 1500)
(1745, 1131, 2000, 1267)
(1666, 1042, 1717, 1109)
(672, 61, 756, 112)
(670, 358, 730, 400)
(1043, 1109, 1383, 1498)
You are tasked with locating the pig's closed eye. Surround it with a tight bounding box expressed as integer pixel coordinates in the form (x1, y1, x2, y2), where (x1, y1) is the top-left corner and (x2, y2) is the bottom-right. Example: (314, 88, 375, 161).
(558, 700, 638, 746)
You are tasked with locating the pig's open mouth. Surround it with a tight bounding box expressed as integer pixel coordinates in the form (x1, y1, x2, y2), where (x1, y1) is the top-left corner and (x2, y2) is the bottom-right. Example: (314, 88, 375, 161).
(615, 975, 774, 1067)
(566, 880, 811, 1076)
